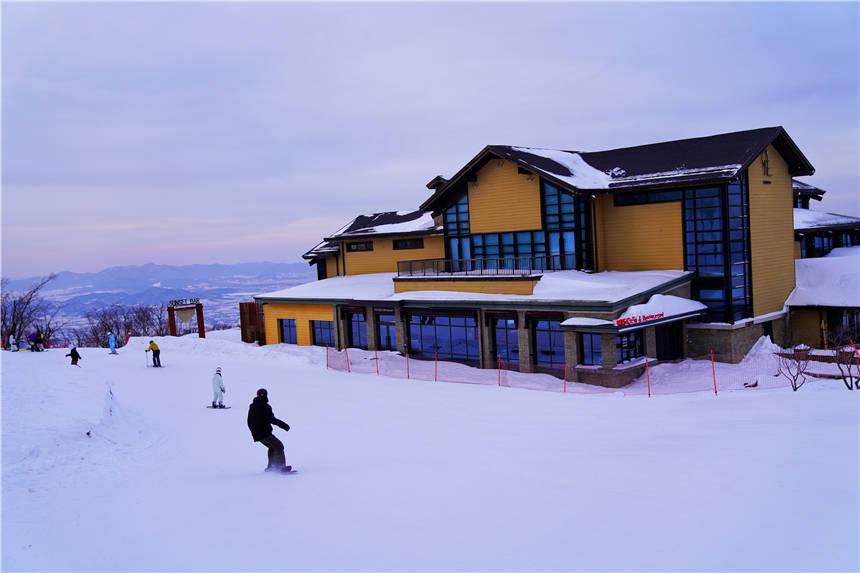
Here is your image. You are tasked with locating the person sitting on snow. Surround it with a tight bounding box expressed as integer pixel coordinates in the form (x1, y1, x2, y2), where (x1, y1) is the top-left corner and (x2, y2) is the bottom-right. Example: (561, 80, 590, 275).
(65, 347, 82, 366)
(145, 340, 161, 367)
(247, 388, 291, 473)
(211, 366, 226, 408)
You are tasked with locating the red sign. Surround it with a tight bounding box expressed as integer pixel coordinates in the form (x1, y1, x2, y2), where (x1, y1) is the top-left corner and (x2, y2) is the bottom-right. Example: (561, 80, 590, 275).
(616, 312, 664, 327)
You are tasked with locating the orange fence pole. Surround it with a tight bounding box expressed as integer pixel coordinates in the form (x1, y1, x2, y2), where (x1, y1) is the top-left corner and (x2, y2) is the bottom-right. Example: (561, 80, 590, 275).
(564, 358, 567, 393)
(345, 347, 351, 373)
(645, 354, 651, 397)
(434, 351, 438, 381)
(375, 350, 379, 375)
(710, 349, 717, 395)
(406, 353, 410, 379)
(326, 345, 329, 370)
(498, 354, 501, 387)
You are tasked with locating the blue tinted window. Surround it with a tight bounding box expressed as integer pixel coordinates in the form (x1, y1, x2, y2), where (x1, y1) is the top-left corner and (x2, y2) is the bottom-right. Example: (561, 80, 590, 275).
(581, 333, 602, 365)
(280, 319, 297, 345)
(311, 321, 334, 347)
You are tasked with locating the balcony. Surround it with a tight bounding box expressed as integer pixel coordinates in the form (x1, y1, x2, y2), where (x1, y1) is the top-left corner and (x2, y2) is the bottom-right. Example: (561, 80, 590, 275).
(396, 254, 577, 277)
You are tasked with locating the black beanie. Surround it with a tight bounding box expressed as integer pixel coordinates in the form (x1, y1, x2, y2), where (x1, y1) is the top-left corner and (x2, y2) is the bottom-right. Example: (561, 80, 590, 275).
(257, 388, 268, 398)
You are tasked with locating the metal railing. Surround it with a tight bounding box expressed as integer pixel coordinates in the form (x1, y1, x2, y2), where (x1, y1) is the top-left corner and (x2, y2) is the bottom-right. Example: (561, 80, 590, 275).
(396, 254, 577, 277)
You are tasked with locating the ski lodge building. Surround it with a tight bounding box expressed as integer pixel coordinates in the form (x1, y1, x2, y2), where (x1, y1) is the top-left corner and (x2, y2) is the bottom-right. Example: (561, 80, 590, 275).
(254, 126, 857, 387)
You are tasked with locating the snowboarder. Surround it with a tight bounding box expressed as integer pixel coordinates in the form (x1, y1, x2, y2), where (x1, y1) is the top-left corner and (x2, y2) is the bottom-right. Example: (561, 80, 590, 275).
(211, 366, 226, 408)
(65, 347, 82, 366)
(9, 334, 17, 351)
(247, 388, 292, 473)
(145, 340, 161, 367)
(108, 332, 118, 354)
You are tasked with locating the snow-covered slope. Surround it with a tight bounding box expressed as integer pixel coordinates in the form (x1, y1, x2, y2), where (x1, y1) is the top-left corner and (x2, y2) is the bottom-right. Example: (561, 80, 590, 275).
(2, 332, 857, 571)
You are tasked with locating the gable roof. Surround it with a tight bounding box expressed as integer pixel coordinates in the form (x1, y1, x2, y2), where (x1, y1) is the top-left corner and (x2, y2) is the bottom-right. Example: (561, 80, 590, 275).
(323, 209, 441, 242)
(792, 179, 826, 202)
(421, 127, 814, 212)
(302, 240, 340, 261)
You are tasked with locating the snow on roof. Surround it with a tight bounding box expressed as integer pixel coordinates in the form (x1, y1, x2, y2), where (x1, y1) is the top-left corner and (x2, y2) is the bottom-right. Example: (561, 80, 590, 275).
(787, 246, 860, 308)
(794, 208, 860, 230)
(510, 147, 612, 189)
(302, 240, 340, 260)
(614, 294, 707, 324)
(327, 210, 439, 240)
(559, 317, 614, 327)
(256, 269, 692, 306)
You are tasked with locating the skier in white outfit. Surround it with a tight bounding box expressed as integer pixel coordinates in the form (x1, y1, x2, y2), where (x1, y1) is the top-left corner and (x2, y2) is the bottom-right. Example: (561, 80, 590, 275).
(212, 367, 226, 408)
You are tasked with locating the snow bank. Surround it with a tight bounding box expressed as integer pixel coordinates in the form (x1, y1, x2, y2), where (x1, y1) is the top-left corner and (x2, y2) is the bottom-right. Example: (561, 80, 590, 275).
(787, 246, 860, 307)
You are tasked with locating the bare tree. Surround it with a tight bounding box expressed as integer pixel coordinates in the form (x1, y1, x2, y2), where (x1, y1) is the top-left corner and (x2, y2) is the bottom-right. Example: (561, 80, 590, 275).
(827, 323, 860, 390)
(1, 274, 58, 345)
(777, 346, 811, 392)
(73, 304, 169, 347)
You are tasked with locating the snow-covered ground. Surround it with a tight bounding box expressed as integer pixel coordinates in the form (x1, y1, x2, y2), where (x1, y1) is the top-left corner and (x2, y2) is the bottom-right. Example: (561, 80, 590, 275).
(2, 330, 858, 571)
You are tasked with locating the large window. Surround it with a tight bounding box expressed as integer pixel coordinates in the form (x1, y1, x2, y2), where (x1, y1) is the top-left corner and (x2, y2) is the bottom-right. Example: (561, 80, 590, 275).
(377, 313, 397, 351)
(408, 313, 479, 363)
(533, 319, 565, 371)
(347, 312, 368, 349)
(311, 320, 334, 347)
(493, 318, 519, 365)
(580, 333, 602, 365)
(279, 319, 297, 344)
(316, 260, 327, 280)
(616, 331, 644, 364)
(541, 182, 593, 270)
(726, 176, 752, 321)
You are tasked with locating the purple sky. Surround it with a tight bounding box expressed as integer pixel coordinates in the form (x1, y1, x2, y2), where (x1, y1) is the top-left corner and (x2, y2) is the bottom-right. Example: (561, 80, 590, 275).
(3, 2, 858, 278)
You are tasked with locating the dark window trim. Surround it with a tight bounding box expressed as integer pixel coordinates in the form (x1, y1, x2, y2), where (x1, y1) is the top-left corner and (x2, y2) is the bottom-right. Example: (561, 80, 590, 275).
(393, 238, 425, 250)
(346, 241, 374, 252)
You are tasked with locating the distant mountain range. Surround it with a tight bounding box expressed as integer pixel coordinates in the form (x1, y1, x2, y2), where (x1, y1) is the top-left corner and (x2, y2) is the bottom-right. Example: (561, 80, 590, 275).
(5, 262, 316, 327)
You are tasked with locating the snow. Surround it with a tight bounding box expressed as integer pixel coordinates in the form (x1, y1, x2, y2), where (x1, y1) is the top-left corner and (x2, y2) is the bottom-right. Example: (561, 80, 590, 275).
(332, 212, 438, 238)
(787, 246, 860, 307)
(559, 317, 614, 327)
(2, 331, 857, 571)
(511, 146, 612, 189)
(614, 294, 707, 327)
(257, 269, 692, 306)
(794, 208, 860, 230)
(607, 163, 742, 187)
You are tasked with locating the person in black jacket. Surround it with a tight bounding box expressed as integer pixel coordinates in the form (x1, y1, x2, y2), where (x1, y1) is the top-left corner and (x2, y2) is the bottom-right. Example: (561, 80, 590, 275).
(247, 388, 291, 473)
(65, 347, 82, 366)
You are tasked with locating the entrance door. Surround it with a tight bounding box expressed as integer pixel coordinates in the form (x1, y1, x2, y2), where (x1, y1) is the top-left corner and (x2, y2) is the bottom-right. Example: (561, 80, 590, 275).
(655, 322, 683, 361)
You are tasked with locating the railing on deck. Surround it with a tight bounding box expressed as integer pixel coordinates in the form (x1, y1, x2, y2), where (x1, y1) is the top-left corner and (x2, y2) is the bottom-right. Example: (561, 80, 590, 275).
(396, 254, 577, 277)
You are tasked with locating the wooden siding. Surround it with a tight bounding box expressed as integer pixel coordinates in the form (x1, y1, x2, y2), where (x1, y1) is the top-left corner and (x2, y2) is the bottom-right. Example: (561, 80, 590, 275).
(793, 240, 802, 260)
(749, 145, 796, 316)
(393, 277, 539, 295)
(790, 308, 822, 347)
(468, 159, 542, 234)
(325, 257, 339, 278)
(343, 235, 445, 275)
(263, 302, 335, 346)
(595, 197, 684, 271)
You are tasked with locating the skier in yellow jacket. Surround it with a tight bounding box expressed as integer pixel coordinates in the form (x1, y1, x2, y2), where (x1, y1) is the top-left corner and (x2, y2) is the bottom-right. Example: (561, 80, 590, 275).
(145, 340, 162, 367)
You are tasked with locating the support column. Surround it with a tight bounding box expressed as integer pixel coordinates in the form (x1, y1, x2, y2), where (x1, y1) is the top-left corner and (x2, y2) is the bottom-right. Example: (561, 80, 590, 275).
(196, 303, 205, 338)
(563, 330, 580, 382)
(394, 307, 408, 355)
(479, 309, 494, 369)
(366, 307, 379, 351)
(517, 311, 534, 373)
(338, 308, 352, 349)
(332, 306, 343, 350)
(168, 306, 177, 336)
(601, 333, 617, 369)
(644, 326, 657, 359)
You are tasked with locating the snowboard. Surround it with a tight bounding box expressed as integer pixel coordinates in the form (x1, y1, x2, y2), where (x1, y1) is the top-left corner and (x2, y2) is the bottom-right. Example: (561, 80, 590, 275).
(265, 466, 296, 475)
(206, 405, 232, 409)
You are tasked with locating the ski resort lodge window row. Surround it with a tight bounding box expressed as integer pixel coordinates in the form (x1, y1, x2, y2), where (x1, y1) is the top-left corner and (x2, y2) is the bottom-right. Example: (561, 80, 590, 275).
(280, 319, 297, 345)
(408, 313, 480, 364)
(312, 320, 335, 347)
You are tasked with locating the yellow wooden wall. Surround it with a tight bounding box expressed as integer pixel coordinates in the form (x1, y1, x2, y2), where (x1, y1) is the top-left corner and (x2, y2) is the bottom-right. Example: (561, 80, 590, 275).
(325, 257, 338, 277)
(594, 196, 684, 271)
(790, 308, 822, 347)
(343, 235, 444, 275)
(749, 145, 796, 316)
(393, 277, 539, 295)
(468, 160, 542, 234)
(793, 240, 802, 260)
(263, 302, 335, 346)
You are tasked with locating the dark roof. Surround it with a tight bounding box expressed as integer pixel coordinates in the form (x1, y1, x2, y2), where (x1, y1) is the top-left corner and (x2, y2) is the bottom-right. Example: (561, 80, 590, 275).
(322, 209, 440, 241)
(302, 240, 340, 261)
(421, 127, 815, 212)
(792, 179, 826, 201)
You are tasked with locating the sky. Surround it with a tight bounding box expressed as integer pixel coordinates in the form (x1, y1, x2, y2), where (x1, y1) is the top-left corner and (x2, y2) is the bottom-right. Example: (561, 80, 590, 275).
(2, 1, 858, 278)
